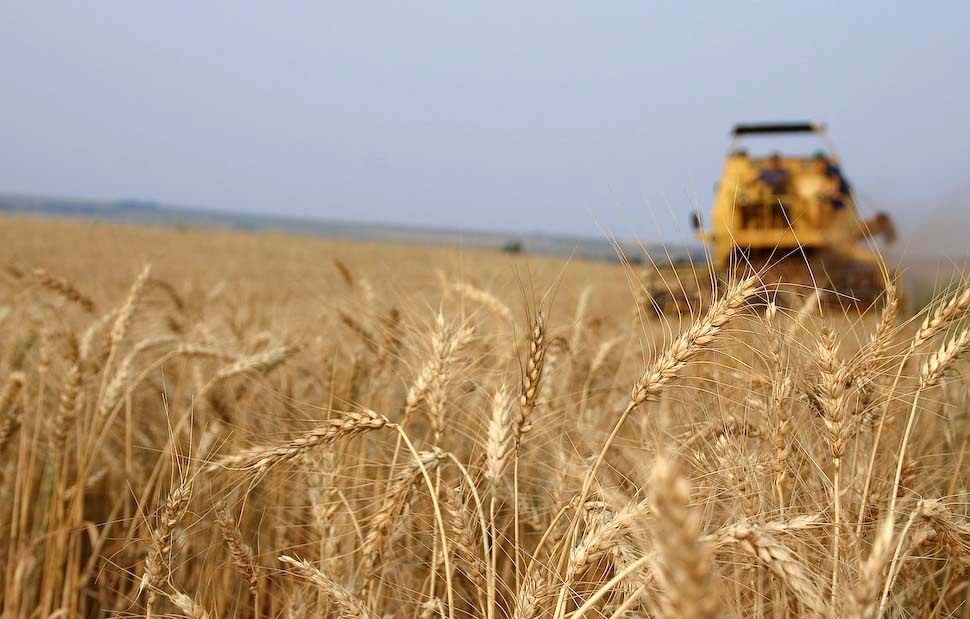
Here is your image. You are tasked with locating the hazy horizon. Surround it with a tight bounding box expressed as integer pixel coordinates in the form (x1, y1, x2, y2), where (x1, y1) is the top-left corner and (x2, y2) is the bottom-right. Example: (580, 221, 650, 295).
(3, 3, 969, 244)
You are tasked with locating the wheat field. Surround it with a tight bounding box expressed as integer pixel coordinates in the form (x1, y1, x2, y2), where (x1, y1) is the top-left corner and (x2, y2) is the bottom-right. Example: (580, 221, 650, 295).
(1, 215, 968, 618)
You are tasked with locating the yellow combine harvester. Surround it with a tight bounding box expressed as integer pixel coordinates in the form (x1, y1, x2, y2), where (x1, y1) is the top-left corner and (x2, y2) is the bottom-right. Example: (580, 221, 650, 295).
(646, 122, 896, 313)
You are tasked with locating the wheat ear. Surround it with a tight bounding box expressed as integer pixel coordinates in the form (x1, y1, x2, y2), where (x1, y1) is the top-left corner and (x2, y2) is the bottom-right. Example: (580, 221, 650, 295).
(917, 499, 970, 566)
(53, 360, 83, 452)
(209, 409, 388, 474)
(360, 448, 447, 577)
(919, 327, 970, 388)
(452, 281, 514, 324)
(141, 478, 193, 613)
(722, 525, 827, 617)
(168, 590, 213, 619)
(444, 483, 486, 588)
(99, 335, 178, 417)
(483, 383, 514, 485)
(650, 457, 716, 619)
(404, 313, 474, 426)
(339, 311, 379, 353)
(110, 264, 152, 351)
(333, 258, 355, 288)
(631, 276, 758, 406)
(214, 503, 259, 596)
(516, 311, 546, 441)
(0, 372, 27, 452)
(559, 275, 760, 613)
(912, 282, 970, 348)
(849, 518, 895, 619)
(208, 343, 299, 386)
(33, 267, 95, 312)
(427, 320, 475, 442)
(280, 554, 377, 618)
(814, 327, 852, 605)
(859, 278, 898, 376)
(79, 308, 117, 362)
(568, 498, 649, 580)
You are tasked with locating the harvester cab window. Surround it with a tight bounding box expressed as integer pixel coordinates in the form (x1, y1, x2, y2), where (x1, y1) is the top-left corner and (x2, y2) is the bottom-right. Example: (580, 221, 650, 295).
(756, 153, 790, 195)
(811, 152, 852, 212)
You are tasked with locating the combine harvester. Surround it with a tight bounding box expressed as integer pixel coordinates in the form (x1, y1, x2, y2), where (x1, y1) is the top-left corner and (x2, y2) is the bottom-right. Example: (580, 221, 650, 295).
(645, 121, 897, 313)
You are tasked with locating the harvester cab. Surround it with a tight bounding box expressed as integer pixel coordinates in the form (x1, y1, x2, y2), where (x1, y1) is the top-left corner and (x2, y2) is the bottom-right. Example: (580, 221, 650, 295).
(694, 121, 896, 306)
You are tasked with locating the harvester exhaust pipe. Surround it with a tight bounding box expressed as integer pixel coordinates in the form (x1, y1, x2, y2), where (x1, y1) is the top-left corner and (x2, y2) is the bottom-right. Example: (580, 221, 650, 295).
(861, 212, 897, 244)
(690, 211, 703, 231)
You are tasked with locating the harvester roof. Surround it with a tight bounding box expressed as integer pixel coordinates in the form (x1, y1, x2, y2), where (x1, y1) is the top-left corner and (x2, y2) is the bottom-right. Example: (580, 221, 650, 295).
(731, 122, 824, 136)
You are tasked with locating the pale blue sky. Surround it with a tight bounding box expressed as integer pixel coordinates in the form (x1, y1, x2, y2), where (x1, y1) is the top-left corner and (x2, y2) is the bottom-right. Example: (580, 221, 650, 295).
(2, 2, 968, 241)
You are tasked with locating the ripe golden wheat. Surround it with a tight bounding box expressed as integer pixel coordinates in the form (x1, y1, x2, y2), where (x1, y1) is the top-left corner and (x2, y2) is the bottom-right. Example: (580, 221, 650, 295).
(0, 217, 969, 618)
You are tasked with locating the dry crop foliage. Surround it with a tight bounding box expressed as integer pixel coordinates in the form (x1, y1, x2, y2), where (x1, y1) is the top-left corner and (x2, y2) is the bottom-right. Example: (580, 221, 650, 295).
(1, 217, 970, 618)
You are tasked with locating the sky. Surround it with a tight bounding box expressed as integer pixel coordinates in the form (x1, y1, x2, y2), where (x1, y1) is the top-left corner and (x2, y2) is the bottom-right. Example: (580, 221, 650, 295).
(2, 2, 969, 243)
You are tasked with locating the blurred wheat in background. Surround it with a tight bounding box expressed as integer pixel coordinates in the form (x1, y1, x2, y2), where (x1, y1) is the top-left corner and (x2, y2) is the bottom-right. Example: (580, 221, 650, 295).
(1, 217, 969, 618)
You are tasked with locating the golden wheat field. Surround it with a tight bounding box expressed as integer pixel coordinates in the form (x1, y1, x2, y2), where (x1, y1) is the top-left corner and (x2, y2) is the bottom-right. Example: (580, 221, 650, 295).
(1, 215, 969, 618)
